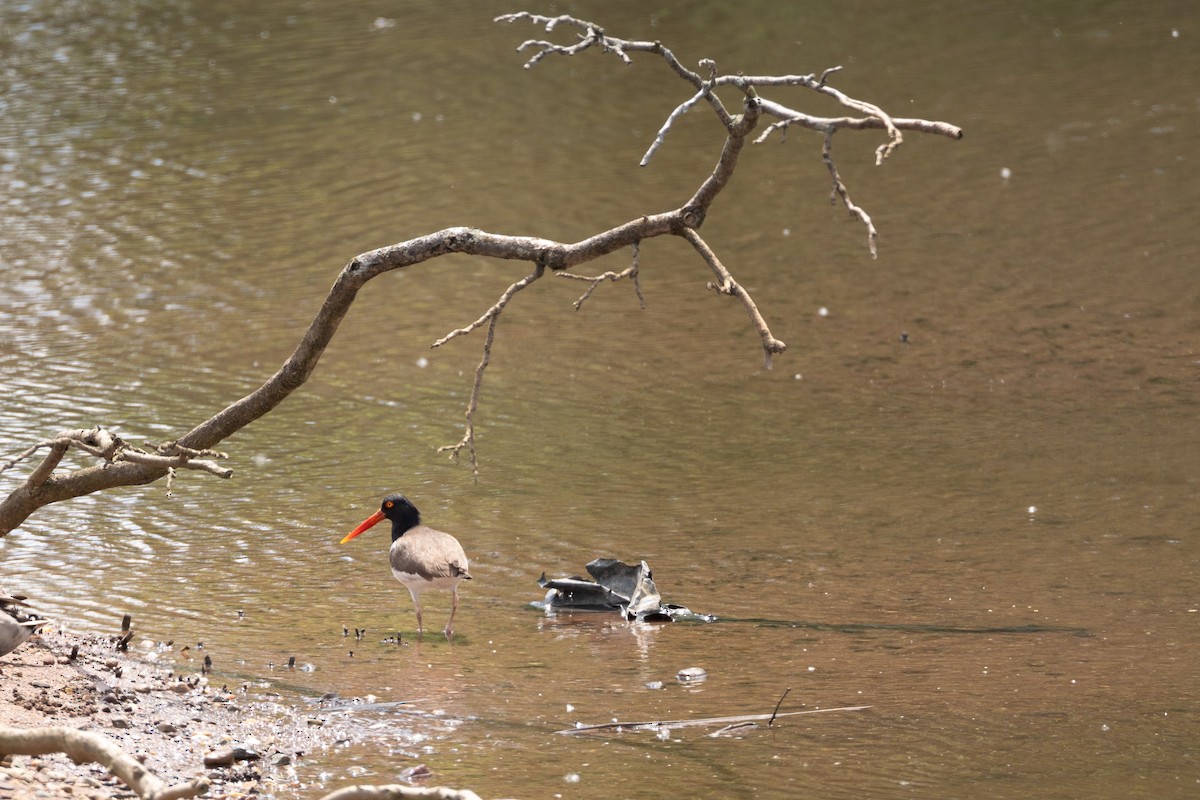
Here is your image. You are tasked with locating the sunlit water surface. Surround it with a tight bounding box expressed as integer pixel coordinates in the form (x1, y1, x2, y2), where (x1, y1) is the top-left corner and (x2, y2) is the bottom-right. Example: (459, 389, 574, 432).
(2, 2, 1198, 798)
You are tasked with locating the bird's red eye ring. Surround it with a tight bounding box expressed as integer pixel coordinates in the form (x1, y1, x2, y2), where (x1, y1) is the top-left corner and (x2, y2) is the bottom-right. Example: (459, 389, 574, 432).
(384, 501, 394, 509)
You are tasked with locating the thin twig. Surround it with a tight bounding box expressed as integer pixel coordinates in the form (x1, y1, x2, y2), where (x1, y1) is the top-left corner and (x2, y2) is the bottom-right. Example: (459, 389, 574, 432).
(435, 267, 544, 476)
(716, 70, 903, 163)
(822, 130, 879, 258)
(495, 12, 623, 67)
(431, 267, 542, 348)
(559, 242, 645, 310)
(768, 686, 792, 727)
(681, 228, 787, 369)
(817, 65, 842, 86)
(435, 315, 494, 477)
(642, 83, 711, 166)
(818, 82, 902, 164)
(497, 12, 734, 139)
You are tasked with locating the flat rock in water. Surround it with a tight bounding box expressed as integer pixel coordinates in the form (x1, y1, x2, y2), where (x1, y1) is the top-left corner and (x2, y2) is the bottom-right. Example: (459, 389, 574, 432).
(675, 667, 708, 683)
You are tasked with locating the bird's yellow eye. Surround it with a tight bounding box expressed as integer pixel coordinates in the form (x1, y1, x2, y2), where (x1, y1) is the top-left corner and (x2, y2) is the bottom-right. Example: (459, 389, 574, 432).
(384, 500, 394, 509)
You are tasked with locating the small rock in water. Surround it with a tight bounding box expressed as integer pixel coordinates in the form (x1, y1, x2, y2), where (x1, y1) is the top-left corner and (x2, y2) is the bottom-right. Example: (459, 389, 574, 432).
(645, 680, 664, 690)
(400, 764, 432, 781)
(675, 667, 707, 683)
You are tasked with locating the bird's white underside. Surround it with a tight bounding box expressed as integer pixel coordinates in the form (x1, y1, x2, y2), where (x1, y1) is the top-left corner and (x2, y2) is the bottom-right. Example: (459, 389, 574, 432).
(392, 569, 465, 599)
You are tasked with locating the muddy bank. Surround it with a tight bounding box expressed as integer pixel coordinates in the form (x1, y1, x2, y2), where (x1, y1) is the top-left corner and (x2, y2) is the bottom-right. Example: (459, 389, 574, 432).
(0, 627, 390, 800)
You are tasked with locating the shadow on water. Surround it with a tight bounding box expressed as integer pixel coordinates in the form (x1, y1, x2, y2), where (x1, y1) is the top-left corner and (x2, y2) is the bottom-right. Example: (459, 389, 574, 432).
(709, 618, 1092, 637)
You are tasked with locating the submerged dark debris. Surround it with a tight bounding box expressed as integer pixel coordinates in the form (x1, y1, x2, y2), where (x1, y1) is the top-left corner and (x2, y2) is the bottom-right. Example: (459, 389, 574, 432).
(537, 557, 714, 622)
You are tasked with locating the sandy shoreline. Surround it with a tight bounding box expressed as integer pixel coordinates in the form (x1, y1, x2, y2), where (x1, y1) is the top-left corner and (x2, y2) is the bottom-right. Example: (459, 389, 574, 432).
(0, 627, 359, 800)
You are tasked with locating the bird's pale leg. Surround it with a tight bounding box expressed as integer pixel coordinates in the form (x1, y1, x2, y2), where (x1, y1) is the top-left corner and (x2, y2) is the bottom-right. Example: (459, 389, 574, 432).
(409, 589, 424, 640)
(443, 586, 460, 639)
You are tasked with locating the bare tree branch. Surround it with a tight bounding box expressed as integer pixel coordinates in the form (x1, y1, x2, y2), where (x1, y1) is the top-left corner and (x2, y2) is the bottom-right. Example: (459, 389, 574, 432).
(1, 13, 962, 533)
(1, 429, 230, 482)
(1, 429, 232, 533)
(753, 97, 963, 143)
(496, 12, 620, 66)
(3, 428, 116, 483)
(558, 704, 871, 735)
(713, 73, 904, 163)
(495, 11, 736, 132)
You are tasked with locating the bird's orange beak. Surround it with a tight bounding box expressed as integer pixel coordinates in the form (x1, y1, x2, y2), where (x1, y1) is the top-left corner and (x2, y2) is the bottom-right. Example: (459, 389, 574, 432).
(340, 509, 386, 544)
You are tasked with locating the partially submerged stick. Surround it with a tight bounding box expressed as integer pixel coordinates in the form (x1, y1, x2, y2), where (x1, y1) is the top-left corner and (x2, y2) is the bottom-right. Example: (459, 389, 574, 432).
(557, 704, 871, 735)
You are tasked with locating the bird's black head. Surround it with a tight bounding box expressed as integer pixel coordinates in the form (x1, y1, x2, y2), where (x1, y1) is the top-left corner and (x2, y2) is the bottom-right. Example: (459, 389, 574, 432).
(380, 493, 421, 540)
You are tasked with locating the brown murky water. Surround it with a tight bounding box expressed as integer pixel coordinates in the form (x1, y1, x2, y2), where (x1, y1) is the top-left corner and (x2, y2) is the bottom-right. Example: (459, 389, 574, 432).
(3, 1, 1198, 798)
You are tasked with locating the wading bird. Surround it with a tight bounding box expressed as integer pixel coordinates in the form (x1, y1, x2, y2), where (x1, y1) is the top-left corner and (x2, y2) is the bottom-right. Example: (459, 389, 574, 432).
(340, 494, 472, 640)
(1, 592, 49, 657)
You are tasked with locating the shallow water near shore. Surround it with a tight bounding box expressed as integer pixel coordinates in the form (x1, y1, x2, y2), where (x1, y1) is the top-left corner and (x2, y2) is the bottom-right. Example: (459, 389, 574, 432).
(3, 1, 1199, 798)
